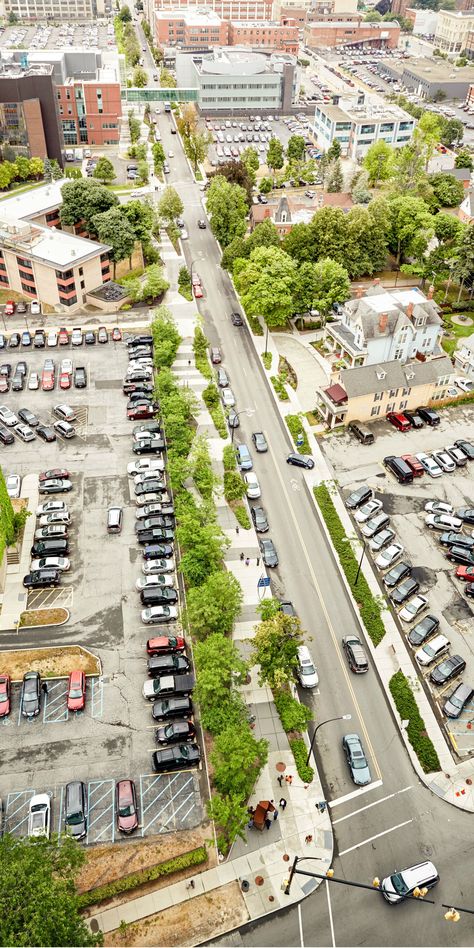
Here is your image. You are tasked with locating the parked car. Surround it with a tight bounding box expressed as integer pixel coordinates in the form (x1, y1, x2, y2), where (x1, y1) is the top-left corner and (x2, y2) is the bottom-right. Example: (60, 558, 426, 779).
(151, 744, 200, 772)
(375, 544, 404, 569)
(251, 505, 269, 532)
(386, 412, 411, 432)
(415, 634, 450, 667)
(147, 654, 189, 677)
(425, 514, 462, 532)
(425, 500, 453, 516)
(244, 472, 261, 499)
(417, 407, 440, 426)
(0, 674, 11, 717)
(439, 533, 474, 550)
(67, 670, 86, 711)
(345, 487, 373, 510)
(430, 654, 466, 685)
(407, 614, 440, 647)
(155, 720, 196, 745)
(286, 453, 314, 469)
(116, 779, 139, 834)
(6, 474, 21, 497)
(443, 682, 474, 718)
(361, 511, 389, 538)
(141, 606, 178, 624)
(415, 453, 442, 478)
(369, 528, 395, 552)
(74, 367, 87, 388)
(259, 537, 279, 567)
(296, 645, 318, 688)
(390, 577, 419, 606)
(146, 635, 185, 655)
(454, 439, 474, 460)
(23, 569, 61, 589)
(399, 595, 428, 623)
(21, 671, 41, 718)
(445, 547, 474, 566)
(64, 781, 87, 840)
(28, 794, 51, 838)
(355, 499, 383, 523)
(383, 561, 412, 588)
(431, 450, 456, 473)
(151, 696, 193, 721)
(38, 479, 72, 494)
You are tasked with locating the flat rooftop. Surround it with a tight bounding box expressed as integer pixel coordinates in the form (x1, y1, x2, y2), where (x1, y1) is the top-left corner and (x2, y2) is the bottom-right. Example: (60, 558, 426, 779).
(0, 217, 110, 269)
(0, 180, 68, 221)
(396, 56, 474, 82)
(155, 6, 222, 22)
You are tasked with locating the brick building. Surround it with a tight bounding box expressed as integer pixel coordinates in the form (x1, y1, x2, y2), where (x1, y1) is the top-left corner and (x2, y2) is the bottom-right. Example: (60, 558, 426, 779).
(0, 63, 63, 163)
(155, 8, 229, 47)
(228, 17, 299, 53)
(304, 17, 400, 49)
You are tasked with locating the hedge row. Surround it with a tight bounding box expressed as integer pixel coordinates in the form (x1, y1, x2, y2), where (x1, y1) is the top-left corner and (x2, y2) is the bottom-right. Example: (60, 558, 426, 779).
(270, 374, 289, 401)
(289, 737, 314, 784)
(285, 414, 311, 455)
(314, 484, 386, 646)
(261, 351, 272, 370)
(389, 670, 441, 774)
(193, 326, 212, 380)
(78, 846, 208, 909)
(274, 688, 313, 734)
(0, 471, 16, 567)
(233, 503, 251, 529)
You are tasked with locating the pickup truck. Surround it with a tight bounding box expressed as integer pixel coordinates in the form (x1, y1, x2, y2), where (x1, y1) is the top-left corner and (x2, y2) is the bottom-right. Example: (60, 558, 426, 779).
(142, 673, 194, 701)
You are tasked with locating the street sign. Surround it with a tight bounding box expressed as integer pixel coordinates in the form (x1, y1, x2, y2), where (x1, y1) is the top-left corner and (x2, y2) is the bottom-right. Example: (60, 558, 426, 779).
(258, 577, 271, 588)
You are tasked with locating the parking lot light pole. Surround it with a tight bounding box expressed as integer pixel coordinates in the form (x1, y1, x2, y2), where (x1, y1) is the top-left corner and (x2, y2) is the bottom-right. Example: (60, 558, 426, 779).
(305, 714, 352, 768)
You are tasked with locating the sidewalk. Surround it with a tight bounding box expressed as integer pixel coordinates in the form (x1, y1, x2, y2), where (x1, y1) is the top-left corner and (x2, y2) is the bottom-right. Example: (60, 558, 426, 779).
(0, 474, 39, 633)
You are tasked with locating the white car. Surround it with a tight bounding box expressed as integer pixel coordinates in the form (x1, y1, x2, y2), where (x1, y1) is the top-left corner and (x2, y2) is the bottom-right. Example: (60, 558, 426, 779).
(399, 595, 429, 623)
(141, 605, 178, 624)
(15, 423, 35, 442)
(375, 543, 404, 569)
(221, 388, 236, 408)
(136, 503, 172, 519)
(425, 514, 462, 532)
(47, 330, 58, 347)
(28, 371, 39, 390)
(36, 500, 67, 516)
(38, 512, 71, 527)
(431, 450, 456, 473)
(135, 492, 165, 507)
(127, 459, 164, 476)
(244, 472, 261, 499)
(355, 499, 383, 523)
(6, 474, 21, 498)
(142, 558, 175, 575)
(424, 501, 453, 516)
(134, 468, 165, 485)
(30, 300, 41, 316)
(136, 574, 174, 590)
(180, 229, 189, 240)
(31, 556, 70, 572)
(168, 150, 174, 158)
(60, 358, 73, 375)
(455, 377, 473, 393)
(415, 634, 450, 667)
(0, 406, 18, 427)
(415, 452, 443, 478)
(296, 645, 319, 688)
(28, 793, 51, 838)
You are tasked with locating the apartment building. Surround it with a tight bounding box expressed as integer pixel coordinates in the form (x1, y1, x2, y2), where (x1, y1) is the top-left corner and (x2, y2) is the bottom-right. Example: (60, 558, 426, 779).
(176, 47, 296, 112)
(228, 18, 299, 53)
(304, 17, 400, 50)
(56, 78, 121, 147)
(435, 8, 474, 52)
(2, 0, 104, 20)
(274, 0, 357, 18)
(0, 63, 63, 163)
(312, 97, 415, 159)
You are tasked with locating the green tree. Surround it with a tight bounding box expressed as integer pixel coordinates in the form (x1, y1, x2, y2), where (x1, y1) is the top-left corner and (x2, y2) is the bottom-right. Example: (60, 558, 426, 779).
(50, 160, 63, 181)
(345, 202, 389, 278)
(211, 726, 268, 798)
(0, 161, 14, 191)
(293, 261, 318, 313)
(123, 199, 154, 242)
(287, 135, 305, 162)
(28, 157, 44, 180)
(184, 129, 211, 172)
(177, 505, 228, 587)
(365, 9, 382, 19)
(351, 169, 372, 205)
(251, 611, 304, 688)
(312, 257, 350, 316)
(93, 156, 116, 185)
(158, 186, 183, 224)
(267, 137, 284, 171)
(8, 9, 18, 21)
(118, 4, 132, 20)
(245, 219, 280, 254)
(429, 172, 465, 207)
(241, 146, 260, 180)
(234, 246, 297, 327)
(326, 158, 343, 192)
(440, 117, 464, 147)
(13, 156, 31, 181)
(434, 212, 462, 243)
(390, 142, 425, 193)
(187, 571, 243, 639)
(0, 834, 102, 947)
(455, 148, 473, 171)
(152, 141, 165, 169)
(210, 160, 254, 206)
(64, 167, 82, 180)
(137, 159, 149, 183)
(195, 633, 247, 733)
(132, 65, 148, 87)
(259, 176, 272, 194)
(363, 139, 394, 186)
(453, 222, 474, 294)
(93, 207, 136, 275)
(414, 111, 441, 169)
(142, 263, 169, 302)
(388, 195, 434, 265)
(282, 221, 314, 263)
(327, 139, 341, 161)
(160, 67, 176, 88)
(207, 176, 248, 247)
(60, 179, 118, 233)
(221, 236, 248, 271)
(207, 793, 250, 853)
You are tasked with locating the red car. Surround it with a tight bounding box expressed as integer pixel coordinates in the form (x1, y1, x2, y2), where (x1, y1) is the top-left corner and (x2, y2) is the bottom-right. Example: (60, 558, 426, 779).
(128, 405, 154, 420)
(41, 370, 54, 391)
(146, 635, 185, 656)
(112, 327, 122, 342)
(0, 674, 11, 716)
(456, 565, 474, 581)
(0, 378, 9, 394)
(4, 301, 15, 316)
(193, 283, 203, 299)
(116, 779, 139, 834)
(58, 327, 69, 345)
(67, 670, 86, 711)
(59, 372, 71, 390)
(386, 412, 411, 432)
(401, 454, 424, 477)
(39, 468, 70, 482)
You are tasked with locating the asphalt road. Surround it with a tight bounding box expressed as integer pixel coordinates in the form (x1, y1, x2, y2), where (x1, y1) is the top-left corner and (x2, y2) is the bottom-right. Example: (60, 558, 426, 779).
(157, 115, 474, 948)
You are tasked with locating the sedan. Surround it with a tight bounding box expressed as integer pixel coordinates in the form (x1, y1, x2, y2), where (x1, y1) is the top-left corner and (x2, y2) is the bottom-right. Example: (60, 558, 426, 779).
(67, 670, 86, 711)
(128, 404, 155, 420)
(286, 453, 314, 469)
(6, 474, 21, 498)
(141, 606, 178, 624)
(430, 654, 466, 686)
(383, 561, 412, 588)
(0, 674, 11, 717)
(456, 508, 474, 526)
(155, 720, 196, 745)
(425, 500, 453, 516)
(116, 779, 139, 834)
(454, 439, 474, 460)
(47, 331, 57, 347)
(252, 432, 268, 453)
(151, 744, 200, 772)
(136, 574, 174, 591)
(142, 557, 174, 575)
(28, 794, 51, 838)
(244, 472, 261, 499)
(39, 468, 70, 482)
(71, 328, 83, 346)
(36, 426, 56, 443)
(18, 409, 39, 428)
(407, 614, 440, 647)
(59, 372, 71, 390)
(431, 450, 455, 473)
(38, 479, 72, 494)
(259, 538, 279, 567)
(31, 556, 70, 572)
(443, 682, 474, 719)
(28, 372, 39, 391)
(112, 327, 122, 342)
(355, 499, 383, 523)
(362, 513, 389, 538)
(0, 406, 18, 427)
(251, 506, 269, 532)
(146, 635, 185, 655)
(456, 565, 474, 581)
(230, 311, 243, 326)
(137, 503, 173, 520)
(21, 671, 41, 718)
(134, 467, 165, 484)
(135, 481, 166, 498)
(415, 453, 442, 478)
(375, 543, 404, 569)
(399, 595, 429, 623)
(342, 734, 371, 786)
(390, 577, 419, 606)
(98, 327, 108, 344)
(58, 328, 69, 345)
(425, 514, 462, 532)
(439, 532, 474, 550)
(446, 444, 468, 467)
(369, 528, 395, 552)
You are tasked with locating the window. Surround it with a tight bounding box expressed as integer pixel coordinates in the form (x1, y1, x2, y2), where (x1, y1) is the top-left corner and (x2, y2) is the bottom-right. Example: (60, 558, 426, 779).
(18, 269, 35, 282)
(56, 269, 74, 280)
(371, 406, 380, 417)
(399, 400, 407, 410)
(60, 294, 77, 307)
(21, 282, 36, 295)
(402, 386, 411, 396)
(0, 274, 9, 285)
(389, 389, 398, 398)
(394, 348, 403, 360)
(386, 403, 395, 413)
(373, 391, 384, 402)
(16, 256, 32, 269)
(80, 279, 85, 289)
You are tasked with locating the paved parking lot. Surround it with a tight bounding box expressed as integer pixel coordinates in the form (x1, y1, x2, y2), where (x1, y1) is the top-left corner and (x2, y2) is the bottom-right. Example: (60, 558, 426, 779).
(322, 406, 474, 756)
(0, 333, 203, 840)
(0, 21, 114, 53)
(202, 114, 314, 171)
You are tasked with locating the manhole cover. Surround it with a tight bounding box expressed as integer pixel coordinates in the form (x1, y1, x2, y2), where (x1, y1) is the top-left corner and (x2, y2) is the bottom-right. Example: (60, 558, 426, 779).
(255, 876, 264, 886)
(283, 854, 290, 862)
(276, 761, 286, 773)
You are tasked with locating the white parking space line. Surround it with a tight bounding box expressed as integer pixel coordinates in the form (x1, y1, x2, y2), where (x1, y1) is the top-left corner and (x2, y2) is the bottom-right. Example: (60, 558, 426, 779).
(332, 785, 413, 824)
(339, 819, 413, 857)
(329, 779, 383, 810)
(326, 879, 336, 948)
(298, 903, 304, 948)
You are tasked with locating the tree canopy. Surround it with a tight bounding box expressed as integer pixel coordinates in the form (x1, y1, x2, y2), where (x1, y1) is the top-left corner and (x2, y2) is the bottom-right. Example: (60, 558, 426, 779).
(60, 179, 118, 233)
(207, 176, 248, 247)
(233, 246, 297, 327)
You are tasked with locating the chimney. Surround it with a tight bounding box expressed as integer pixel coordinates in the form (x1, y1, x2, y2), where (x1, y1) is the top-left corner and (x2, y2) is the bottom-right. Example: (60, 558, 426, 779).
(406, 301, 414, 319)
(427, 284, 434, 300)
(378, 313, 388, 333)
(356, 285, 364, 299)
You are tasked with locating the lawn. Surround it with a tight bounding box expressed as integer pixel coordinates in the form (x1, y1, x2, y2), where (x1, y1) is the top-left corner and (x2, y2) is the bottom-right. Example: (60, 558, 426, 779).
(441, 315, 474, 356)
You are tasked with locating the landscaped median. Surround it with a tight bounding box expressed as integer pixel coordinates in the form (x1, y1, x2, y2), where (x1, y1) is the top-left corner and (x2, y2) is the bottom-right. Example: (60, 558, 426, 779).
(389, 670, 441, 774)
(19, 607, 69, 628)
(314, 483, 386, 646)
(0, 645, 100, 680)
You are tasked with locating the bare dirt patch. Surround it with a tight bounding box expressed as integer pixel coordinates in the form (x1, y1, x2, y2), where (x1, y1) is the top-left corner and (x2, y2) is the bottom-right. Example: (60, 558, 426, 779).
(19, 607, 69, 627)
(104, 883, 248, 948)
(0, 645, 100, 681)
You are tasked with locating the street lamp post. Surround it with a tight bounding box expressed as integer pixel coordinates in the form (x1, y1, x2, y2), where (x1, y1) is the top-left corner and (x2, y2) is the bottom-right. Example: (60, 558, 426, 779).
(354, 540, 366, 586)
(230, 408, 255, 444)
(264, 322, 269, 358)
(305, 713, 352, 768)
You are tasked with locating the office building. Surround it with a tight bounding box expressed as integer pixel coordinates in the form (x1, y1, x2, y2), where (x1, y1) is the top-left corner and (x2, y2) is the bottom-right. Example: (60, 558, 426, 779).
(304, 16, 400, 50)
(228, 17, 299, 53)
(175, 47, 297, 112)
(312, 97, 415, 159)
(151, 0, 273, 21)
(0, 62, 63, 163)
(2, 0, 104, 20)
(155, 8, 229, 48)
(435, 8, 474, 52)
(382, 55, 474, 100)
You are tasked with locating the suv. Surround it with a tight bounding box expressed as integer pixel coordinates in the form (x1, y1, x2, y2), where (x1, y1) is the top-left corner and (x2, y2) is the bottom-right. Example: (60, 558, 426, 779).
(345, 487, 373, 510)
(417, 407, 440, 426)
(387, 412, 411, 432)
(342, 635, 368, 673)
(430, 653, 466, 685)
(64, 781, 87, 840)
(443, 682, 474, 718)
(381, 861, 439, 904)
(390, 577, 419, 606)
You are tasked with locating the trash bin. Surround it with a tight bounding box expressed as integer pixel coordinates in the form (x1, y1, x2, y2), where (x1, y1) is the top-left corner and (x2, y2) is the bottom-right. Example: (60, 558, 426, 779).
(241, 880, 250, 892)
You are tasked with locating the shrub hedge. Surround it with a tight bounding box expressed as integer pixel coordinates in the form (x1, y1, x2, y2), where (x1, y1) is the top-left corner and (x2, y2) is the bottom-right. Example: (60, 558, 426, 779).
(223, 445, 236, 472)
(389, 670, 441, 774)
(78, 846, 208, 909)
(274, 689, 313, 733)
(193, 326, 212, 380)
(285, 414, 311, 455)
(270, 374, 289, 401)
(224, 471, 246, 502)
(289, 737, 314, 784)
(0, 471, 15, 566)
(314, 484, 386, 646)
(261, 352, 272, 370)
(233, 503, 251, 529)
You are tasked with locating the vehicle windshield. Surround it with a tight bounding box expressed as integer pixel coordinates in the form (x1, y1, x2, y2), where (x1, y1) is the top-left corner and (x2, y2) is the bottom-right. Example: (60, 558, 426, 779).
(302, 664, 316, 677)
(68, 688, 83, 699)
(390, 873, 409, 896)
(67, 812, 84, 825)
(119, 804, 135, 817)
(352, 757, 367, 769)
(450, 694, 463, 710)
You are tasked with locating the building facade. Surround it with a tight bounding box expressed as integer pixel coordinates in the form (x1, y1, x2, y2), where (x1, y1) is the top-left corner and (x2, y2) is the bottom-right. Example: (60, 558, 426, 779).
(152, 0, 273, 20)
(2, 0, 104, 19)
(384, 56, 474, 100)
(0, 63, 63, 163)
(155, 9, 229, 48)
(315, 356, 454, 428)
(228, 18, 299, 53)
(304, 18, 400, 50)
(454, 332, 474, 379)
(312, 98, 415, 159)
(175, 47, 297, 111)
(250, 191, 353, 234)
(56, 78, 122, 147)
(435, 9, 474, 52)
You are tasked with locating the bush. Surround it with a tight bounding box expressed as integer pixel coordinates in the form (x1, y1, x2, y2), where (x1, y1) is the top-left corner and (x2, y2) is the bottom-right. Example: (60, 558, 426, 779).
(203, 381, 220, 410)
(224, 470, 246, 502)
(78, 846, 207, 908)
(234, 504, 251, 529)
(261, 351, 272, 370)
(270, 374, 289, 401)
(274, 689, 313, 733)
(193, 326, 212, 380)
(190, 436, 215, 501)
(246, 313, 264, 336)
(285, 414, 311, 455)
(389, 670, 441, 773)
(314, 484, 386, 646)
(223, 444, 236, 471)
(13, 507, 31, 540)
(289, 738, 314, 784)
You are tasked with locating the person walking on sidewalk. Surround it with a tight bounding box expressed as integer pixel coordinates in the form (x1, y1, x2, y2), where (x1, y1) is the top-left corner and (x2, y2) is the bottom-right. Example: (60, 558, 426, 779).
(277, 774, 283, 787)
(305, 834, 313, 845)
(285, 774, 293, 786)
(279, 798, 287, 810)
(245, 556, 250, 566)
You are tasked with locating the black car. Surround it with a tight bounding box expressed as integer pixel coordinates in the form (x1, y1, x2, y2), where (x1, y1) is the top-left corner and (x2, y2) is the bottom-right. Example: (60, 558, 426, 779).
(403, 410, 424, 429)
(143, 543, 173, 560)
(11, 373, 24, 392)
(147, 654, 190, 677)
(390, 577, 419, 606)
(133, 422, 161, 436)
(230, 312, 243, 326)
(124, 381, 154, 395)
(445, 547, 474, 566)
(152, 696, 193, 721)
(251, 505, 269, 532)
(152, 743, 200, 772)
(31, 538, 68, 557)
(21, 671, 41, 718)
(417, 407, 440, 426)
(33, 331, 46, 348)
(36, 425, 56, 443)
(286, 452, 314, 469)
(135, 481, 166, 497)
(136, 516, 174, 532)
(342, 635, 369, 673)
(23, 568, 61, 589)
(439, 532, 474, 550)
(133, 438, 165, 455)
(252, 431, 268, 453)
(259, 538, 279, 567)
(155, 720, 196, 744)
(430, 654, 466, 685)
(456, 508, 474, 526)
(137, 528, 175, 545)
(454, 439, 474, 461)
(0, 424, 14, 445)
(383, 561, 412, 588)
(141, 587, 178, 607)
(345, 486, 373, 510)
(407, 614, 440, 647)
(128, 335, 153, 347)
(84, 331, 96, 345)
(16, 361, 27, 376)
(74, 367, 87, 388)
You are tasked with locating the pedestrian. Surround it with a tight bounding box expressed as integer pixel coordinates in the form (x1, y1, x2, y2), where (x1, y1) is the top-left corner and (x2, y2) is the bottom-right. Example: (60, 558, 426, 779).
(279, 798, 287, 810)
(305, 834, 313, 845)
(247, 819, 254, 829)
(265, 817, 271, 830)
(285, 774, 293, 786)
(277, 774, 283, 787)
(186, 879, 195, 890)
(236, 525, 239, 534)
(240, 552, 245, 561)
(273, 809, 278, 821)
(188, 359, 191, 367)
(42, 682, 48, 695)
(245, 556, 250, 566)
(247, 805, 255, 816)
(256, 556, 260, 566)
